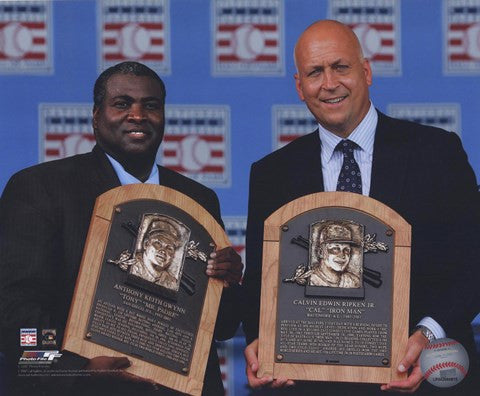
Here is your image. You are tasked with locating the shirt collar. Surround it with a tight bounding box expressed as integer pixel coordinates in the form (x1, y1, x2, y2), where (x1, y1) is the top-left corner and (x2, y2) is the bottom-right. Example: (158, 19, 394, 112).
(319, 102, 377, 163)
(106, 153, 159, 185)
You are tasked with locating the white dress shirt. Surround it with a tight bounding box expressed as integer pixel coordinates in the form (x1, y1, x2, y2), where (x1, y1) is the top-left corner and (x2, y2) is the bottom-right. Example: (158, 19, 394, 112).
(319, 102, 376, 195)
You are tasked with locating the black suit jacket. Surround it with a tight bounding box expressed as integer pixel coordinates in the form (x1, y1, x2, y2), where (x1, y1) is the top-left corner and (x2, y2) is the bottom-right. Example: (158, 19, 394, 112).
(243, 111, 480, 394)
(0, 145, 239, 396)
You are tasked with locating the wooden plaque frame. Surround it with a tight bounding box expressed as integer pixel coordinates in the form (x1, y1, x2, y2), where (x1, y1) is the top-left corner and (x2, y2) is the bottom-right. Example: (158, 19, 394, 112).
(258, 192, 411, 384)
(63, 184, 228, 396)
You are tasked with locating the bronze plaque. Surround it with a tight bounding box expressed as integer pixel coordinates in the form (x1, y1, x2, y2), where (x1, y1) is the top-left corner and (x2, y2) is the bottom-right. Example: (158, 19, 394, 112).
(277, 208, 392, 367)
(86, 200, 213, 374)
(258, 192, 411, 384)
(63, 185, 228, 396)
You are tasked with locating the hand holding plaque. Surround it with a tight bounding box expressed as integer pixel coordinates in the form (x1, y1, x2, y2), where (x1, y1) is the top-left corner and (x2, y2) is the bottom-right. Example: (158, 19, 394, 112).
(63, 185, 235, 396)
(206, 246, 243, 287)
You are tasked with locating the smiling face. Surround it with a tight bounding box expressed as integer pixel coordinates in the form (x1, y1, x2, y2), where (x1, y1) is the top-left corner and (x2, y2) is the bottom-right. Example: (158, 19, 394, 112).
(92, 73, 165, 166)
(143, 234, 176, 271)
(294, 20, 372, 138)
(323, 242, 352, 272)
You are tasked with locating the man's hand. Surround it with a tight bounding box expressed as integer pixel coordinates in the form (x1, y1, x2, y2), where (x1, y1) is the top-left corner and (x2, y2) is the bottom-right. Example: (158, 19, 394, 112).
(83, 356, 158, 389)
(244, 339, 295, 389)
(380, 330, 429, 393)
(206, 246, 243, 287)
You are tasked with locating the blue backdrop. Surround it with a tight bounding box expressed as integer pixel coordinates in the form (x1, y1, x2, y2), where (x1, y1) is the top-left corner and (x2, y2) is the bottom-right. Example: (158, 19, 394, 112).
(1, 1, 480, 394)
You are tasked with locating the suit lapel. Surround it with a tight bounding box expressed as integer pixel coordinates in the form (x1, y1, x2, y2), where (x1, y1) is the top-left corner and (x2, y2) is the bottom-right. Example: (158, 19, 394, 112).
(88, 145, 122, 192)
(287, 131, 325, 198)
(158, 166, 175, 189)
(369, 112, 410, 209)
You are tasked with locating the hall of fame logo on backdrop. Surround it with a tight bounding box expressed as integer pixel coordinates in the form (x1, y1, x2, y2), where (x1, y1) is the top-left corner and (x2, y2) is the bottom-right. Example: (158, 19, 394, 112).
(20, 328, 37, 347)
(217, 339, 235, 396)
(272, 105, 317, 150)
(224, 216, 246, 268)
(444, 0, 480, 74)
(0, 1, 52, 74)
(98, 0, 170, 73)
(39, 104, 95, 162)
(159, 105, 231, 187)
(212, 0, 284, 76)
(329, 0, 401, 76)
(388, 103, 461, 136)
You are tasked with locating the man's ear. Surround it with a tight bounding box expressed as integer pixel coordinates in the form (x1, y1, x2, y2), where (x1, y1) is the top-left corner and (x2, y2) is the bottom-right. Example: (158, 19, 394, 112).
(92, 107, 99, 131)
(294, 73, 306, 102)
(363, 58, 373, 87)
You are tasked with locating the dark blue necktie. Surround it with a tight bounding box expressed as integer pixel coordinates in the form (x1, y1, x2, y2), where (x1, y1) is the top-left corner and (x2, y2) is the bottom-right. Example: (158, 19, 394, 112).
(336, 139, 362, 194)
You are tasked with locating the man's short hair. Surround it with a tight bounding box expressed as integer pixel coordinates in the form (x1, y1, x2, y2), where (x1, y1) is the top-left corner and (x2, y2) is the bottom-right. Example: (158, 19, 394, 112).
(93, 61, 166, 109)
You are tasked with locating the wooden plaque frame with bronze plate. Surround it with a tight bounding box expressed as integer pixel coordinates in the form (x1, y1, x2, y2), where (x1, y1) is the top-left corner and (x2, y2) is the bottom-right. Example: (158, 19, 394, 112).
(63, 184, 229, 396)
(258, 192, 411, 384)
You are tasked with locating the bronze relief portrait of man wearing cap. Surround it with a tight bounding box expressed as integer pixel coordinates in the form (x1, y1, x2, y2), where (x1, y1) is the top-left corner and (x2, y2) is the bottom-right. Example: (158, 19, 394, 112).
(309, 220, 363, 289)
(129, 213, 190, 292)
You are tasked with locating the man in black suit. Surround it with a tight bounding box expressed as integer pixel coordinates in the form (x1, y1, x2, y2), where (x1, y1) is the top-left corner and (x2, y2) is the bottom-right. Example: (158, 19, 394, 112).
(243, 20, 480, 394)
(0, 61, 242, 395)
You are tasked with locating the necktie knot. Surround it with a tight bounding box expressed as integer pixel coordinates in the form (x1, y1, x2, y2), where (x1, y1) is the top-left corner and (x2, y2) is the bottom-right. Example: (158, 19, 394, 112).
(335, 139, 359, 157)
